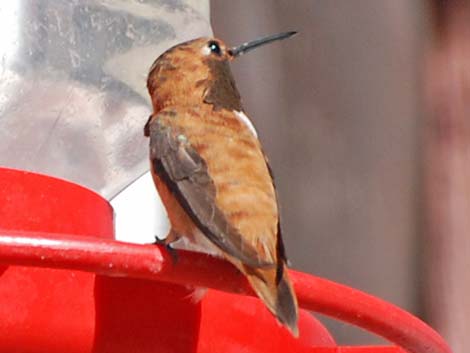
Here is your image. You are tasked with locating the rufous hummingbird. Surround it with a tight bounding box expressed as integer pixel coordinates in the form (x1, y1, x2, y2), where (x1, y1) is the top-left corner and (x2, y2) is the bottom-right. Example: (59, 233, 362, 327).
(144, 31, 299, 336)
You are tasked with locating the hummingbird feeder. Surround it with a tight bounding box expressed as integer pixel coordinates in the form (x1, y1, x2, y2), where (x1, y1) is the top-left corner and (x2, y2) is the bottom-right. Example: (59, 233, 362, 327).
(0, 1, 452, 353)
(0, 167, 452, 353)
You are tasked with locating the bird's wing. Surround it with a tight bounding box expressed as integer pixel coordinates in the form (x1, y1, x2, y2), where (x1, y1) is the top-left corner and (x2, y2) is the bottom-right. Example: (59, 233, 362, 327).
(148, 114, 276, 269)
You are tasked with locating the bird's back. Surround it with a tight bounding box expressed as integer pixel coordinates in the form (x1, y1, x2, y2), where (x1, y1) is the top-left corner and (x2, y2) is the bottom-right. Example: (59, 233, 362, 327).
(151, 104, 298, 335)
(159, 105, 279, 263)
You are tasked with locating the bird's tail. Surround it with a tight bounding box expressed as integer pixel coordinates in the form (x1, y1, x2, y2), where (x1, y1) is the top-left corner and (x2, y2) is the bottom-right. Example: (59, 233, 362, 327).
(243, 262, 299, 337)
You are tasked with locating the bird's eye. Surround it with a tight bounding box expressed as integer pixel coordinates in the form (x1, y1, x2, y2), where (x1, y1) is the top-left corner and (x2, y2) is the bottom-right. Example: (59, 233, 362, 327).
(208, 41, 222, 55)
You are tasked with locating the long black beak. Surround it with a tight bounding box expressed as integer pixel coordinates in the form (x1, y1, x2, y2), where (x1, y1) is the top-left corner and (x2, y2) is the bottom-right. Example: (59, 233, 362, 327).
(228, 31, 297, 57)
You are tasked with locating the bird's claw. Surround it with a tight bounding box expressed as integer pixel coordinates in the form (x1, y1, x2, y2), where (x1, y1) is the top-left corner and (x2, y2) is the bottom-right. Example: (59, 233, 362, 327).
(153, 236, 179, 264)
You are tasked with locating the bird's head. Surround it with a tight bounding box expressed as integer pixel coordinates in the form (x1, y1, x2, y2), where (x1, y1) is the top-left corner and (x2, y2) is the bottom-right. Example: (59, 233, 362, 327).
(147, 32, 297, 113)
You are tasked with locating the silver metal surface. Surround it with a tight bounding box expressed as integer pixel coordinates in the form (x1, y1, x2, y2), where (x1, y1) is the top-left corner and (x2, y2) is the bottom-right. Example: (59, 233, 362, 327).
(0, 0, 211, 198)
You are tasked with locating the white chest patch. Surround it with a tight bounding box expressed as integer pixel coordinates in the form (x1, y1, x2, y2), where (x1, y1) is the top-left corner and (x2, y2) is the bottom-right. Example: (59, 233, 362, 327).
(234, 110, 258, 137)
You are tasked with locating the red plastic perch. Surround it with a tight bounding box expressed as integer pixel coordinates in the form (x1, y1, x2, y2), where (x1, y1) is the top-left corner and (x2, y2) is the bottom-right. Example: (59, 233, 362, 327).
(0, 231, 451, 353)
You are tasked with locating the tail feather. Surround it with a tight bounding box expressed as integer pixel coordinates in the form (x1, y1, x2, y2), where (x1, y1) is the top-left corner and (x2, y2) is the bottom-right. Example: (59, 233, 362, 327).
(276, 269, 299, 335)
(243, 263, 299, 337)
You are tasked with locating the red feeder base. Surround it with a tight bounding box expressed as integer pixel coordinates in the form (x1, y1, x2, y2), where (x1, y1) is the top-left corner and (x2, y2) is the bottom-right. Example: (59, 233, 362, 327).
(0, 168, 333, 353)
(0, 168, 452, 353)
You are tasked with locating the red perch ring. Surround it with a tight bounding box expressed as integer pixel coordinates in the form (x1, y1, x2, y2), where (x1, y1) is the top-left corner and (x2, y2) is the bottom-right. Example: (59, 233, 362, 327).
(0, 167, 452, 353)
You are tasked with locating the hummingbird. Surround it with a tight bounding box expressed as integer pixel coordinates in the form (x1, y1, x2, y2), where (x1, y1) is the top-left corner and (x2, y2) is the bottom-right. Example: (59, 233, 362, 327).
(144, 31, 299, 336)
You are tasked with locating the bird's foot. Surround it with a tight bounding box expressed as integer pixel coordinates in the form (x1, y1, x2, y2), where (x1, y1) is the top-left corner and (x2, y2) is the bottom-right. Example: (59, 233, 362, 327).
(154, 236, 179, 264)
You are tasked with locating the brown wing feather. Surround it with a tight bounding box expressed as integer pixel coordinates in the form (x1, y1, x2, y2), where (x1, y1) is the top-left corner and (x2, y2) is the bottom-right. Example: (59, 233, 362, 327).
(149, 116, 275, 269)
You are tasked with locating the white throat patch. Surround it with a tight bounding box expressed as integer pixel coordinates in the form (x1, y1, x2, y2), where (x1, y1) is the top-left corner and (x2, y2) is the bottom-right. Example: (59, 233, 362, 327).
(234, 110, 258, 137)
